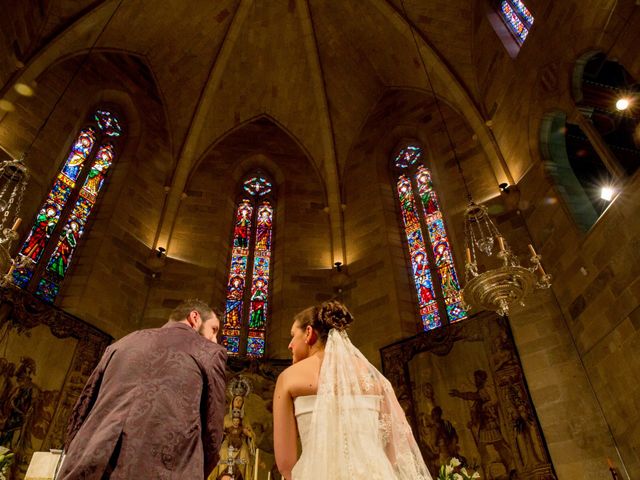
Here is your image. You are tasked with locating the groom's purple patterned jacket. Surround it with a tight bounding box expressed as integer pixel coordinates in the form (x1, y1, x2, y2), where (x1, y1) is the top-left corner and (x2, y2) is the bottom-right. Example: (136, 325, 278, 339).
(57, 321, 227, 480)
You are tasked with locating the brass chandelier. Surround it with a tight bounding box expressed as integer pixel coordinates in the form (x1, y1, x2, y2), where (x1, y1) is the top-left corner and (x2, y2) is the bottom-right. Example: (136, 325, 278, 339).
(462, 202, 551, 316)
(0, 159, 31, 282)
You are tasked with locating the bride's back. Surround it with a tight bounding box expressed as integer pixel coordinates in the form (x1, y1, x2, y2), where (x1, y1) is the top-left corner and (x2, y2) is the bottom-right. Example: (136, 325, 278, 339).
(275, 301, 431, 480)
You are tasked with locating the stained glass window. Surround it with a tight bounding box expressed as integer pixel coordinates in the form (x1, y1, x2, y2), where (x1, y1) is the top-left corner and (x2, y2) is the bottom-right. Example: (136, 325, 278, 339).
(222, 176, 275, 357)
(394, 145, 466, 331)
(95, 110, 122, 137)
(500, 0, 533, 45)
(243, 175, 272, 197)
(394, 145, 423, 169)
(415, 166, 466, 323)
(223, 199, 253, 354)
(34, 144, 116, 302)
(13, 110, 122, 302)
(397, 175, 440, 330)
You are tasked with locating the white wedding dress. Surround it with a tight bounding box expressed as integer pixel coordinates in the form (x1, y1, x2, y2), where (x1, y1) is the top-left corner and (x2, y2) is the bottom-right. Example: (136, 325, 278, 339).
(290, 330, 432, 480)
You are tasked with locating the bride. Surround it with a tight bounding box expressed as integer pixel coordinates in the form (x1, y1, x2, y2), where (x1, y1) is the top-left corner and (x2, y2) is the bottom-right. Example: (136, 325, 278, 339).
(273, 300, 432, 480)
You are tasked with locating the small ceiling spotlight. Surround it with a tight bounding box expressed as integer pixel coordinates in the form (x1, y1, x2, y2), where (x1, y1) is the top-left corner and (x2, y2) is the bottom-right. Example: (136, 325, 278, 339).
(499, 182, 510, 193)
(600, 186, 615, 201)
(615, 97, 630, 111)
(13, 83, 35, 97)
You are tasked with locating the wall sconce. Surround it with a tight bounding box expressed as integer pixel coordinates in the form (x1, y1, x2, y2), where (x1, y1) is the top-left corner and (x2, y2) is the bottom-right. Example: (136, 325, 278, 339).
(147, 246, 167, 273)
(498, 182, 520, 213)
(330, 261, 349, 293)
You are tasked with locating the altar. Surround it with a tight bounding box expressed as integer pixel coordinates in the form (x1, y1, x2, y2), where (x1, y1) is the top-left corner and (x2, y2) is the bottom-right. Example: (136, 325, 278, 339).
(23, 450, 63, 480)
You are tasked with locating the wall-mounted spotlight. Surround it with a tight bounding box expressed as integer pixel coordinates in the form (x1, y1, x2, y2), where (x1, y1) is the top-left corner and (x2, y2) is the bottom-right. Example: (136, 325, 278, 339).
(615, 98, 630, 111)
(156, 246, 167, 258)
(499, 182, 510, 193)
(600, 186, 615, 201)
(334, 261, 343, 272)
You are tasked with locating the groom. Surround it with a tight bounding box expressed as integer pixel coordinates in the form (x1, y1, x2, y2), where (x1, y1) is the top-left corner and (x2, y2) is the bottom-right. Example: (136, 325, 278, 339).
(58, 299, 228, 479)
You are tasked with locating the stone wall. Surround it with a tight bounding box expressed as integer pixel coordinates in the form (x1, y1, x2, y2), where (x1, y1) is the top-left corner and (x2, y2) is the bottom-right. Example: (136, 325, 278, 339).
(142, 117, 334, 359)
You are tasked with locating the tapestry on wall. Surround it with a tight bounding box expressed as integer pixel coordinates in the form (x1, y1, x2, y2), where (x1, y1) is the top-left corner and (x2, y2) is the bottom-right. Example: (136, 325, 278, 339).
(0, 286, 112, 480)
(381, 311, 556, 480)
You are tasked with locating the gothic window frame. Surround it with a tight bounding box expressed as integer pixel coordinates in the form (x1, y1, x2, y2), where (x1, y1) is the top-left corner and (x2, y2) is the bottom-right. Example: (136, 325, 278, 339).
(222, 170, 276, 358)
(392, 142, 467, 332)
(13, 106, 124, 303)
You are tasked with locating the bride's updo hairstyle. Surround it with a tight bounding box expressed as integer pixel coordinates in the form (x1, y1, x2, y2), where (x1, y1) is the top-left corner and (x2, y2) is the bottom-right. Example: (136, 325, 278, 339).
(294, 300, 355, 344)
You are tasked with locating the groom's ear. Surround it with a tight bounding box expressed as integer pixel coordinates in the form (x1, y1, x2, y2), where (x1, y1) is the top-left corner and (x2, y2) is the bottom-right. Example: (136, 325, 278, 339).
(186, 310, 200, 329)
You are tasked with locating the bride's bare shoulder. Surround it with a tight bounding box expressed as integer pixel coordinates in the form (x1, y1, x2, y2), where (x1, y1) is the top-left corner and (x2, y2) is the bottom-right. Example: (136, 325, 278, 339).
(277, 356, 321, 397)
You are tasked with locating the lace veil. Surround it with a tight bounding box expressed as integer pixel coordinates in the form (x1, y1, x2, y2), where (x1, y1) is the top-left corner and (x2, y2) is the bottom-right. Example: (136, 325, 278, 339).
(291, 328, 432, 479)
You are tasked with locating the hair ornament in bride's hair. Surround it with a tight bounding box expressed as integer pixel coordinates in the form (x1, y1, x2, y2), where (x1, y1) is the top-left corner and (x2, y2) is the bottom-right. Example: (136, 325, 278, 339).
(316, 300, 354, 331)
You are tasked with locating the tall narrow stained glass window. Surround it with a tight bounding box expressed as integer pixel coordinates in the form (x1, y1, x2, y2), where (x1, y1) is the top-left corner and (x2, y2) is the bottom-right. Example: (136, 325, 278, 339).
(222, 173, 274, 358)
(499, 0, 534, 45)
(394, 145, 466, 331)
(13, 109, 123, 302)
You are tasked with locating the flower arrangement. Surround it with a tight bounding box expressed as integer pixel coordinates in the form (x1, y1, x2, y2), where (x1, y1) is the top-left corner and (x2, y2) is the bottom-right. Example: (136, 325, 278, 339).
(437, 457, 480, 480)
(0, 446, 15, 480)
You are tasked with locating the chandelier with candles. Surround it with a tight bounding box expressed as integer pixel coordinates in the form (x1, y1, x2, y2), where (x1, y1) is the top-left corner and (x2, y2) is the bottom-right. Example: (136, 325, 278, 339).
(462, 202, 551, 316)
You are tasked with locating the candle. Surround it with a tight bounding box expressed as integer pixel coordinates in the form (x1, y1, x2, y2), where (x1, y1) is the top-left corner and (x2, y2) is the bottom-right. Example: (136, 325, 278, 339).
(465, 247, 472, 265)
(7, 264, 15, 276)
(607, 458, 614, 469)
(537, 264, 546, 277)
(527, 244, 537, 257)
(11, 217, 21, 231)
(497, 236, 505, 252)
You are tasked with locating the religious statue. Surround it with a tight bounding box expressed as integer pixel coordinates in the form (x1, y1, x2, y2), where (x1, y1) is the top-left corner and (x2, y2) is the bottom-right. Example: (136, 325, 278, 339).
(209, 376, 256, 480)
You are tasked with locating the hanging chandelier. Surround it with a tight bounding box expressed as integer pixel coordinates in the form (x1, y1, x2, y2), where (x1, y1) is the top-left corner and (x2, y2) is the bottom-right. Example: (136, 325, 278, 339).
(462, 202, 551, 316)
(400, 0, 551, 316)
(0, 159, 31, 282)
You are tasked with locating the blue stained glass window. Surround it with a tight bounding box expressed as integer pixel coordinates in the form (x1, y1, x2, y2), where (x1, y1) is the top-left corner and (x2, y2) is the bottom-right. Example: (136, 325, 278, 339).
(500, 0, 533, 45)
(222, 178, 275, 357)
(397, 175, 441, 330)
(394, 146, 466, 331)
(395, 145, 423, 169)
(13, 111, 122, 301)
(511, 0, 534, 26)
(95, 110, 122, 137)
(243, 176, 272, 196)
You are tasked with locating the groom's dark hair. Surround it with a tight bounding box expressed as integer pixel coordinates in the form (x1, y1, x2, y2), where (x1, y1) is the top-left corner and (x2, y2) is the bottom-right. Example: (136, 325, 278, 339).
(169, 299, 218, 322)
